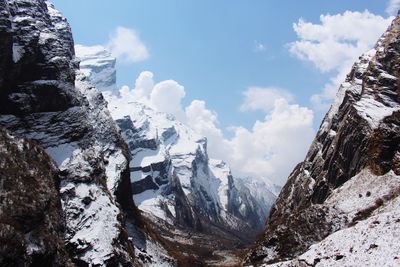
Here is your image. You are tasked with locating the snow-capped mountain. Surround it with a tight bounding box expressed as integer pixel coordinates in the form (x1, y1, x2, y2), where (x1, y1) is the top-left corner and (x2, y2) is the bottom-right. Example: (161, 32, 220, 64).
(245, 13, 400, 266)
(75, 44, 278, 262)
(107, 98, 275, 263)
(107, 100, 272, 231)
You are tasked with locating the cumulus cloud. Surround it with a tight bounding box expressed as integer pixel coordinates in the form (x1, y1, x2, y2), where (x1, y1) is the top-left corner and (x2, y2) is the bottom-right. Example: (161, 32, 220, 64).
(226, 98, 314, 184)
(240, 87, 293, 113)
(289, 11, 392, 111)
(185, 88, 314, 185)
(108, 26, 149, 63)
(134, 71, 154, 98)
(151, 80, 186, 120)
(387, 0, 400, 15)
(185, 100, 231, 160)
(112, 71, 186, 120)
(290, 11, 390, 72)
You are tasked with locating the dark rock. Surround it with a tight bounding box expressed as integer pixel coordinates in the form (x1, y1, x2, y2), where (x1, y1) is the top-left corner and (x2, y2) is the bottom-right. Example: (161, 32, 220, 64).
(0, 127, 72, 266)
(131, 175, 159, 194)
(0, 0, 78, 115)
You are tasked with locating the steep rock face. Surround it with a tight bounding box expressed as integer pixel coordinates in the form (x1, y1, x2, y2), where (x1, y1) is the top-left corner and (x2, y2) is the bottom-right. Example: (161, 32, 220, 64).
(246, 14, 400, 265)
(0, 0, 77, 114)
(0, 1, 137, 265)
(233, 177, 279, 229)
(0, 128, 72, 266)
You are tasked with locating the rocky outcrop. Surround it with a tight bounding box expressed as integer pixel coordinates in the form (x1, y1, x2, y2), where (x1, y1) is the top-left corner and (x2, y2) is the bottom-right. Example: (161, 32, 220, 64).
(0, 1, 139, 265)
(0, 0, 77, 115)
(246, 14, 400, 266)
(0, 128, 72, 266)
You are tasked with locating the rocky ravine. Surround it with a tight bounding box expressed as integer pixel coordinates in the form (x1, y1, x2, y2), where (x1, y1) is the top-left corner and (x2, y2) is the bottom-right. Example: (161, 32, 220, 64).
(0, 1, 173, 266)
(245, 13, 400, 267)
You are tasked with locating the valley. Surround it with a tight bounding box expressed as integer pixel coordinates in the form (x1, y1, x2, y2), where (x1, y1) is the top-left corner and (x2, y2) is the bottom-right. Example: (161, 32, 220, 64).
(0, 1, 399, 266)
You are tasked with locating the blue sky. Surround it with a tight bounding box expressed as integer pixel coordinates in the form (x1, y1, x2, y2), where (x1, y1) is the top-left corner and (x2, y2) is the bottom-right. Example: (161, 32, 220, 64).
(51, 0, 399, 184)
(52, 1, 391, 128)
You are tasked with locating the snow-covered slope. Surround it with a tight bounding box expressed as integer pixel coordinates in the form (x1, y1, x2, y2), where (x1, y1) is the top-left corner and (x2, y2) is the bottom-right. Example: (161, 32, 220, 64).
(75, 44, 117, 93)
(104, 97, 277, 263)
(255, 170, 400, 267)
(235, 177, 279, 226)
(246, 13, 400, 266)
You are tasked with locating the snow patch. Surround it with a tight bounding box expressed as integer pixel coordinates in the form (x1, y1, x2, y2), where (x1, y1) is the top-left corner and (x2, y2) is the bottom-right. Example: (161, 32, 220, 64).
(355, 97, 399, 129)
(104, 149, 127, 193)
(12, 43, 24, 63)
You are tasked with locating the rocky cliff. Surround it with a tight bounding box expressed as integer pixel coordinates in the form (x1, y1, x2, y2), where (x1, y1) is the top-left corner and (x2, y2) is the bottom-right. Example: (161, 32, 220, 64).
(246, 13, 400, 266)
(108, 103, 271, 234)
(0, 1, 141, 265)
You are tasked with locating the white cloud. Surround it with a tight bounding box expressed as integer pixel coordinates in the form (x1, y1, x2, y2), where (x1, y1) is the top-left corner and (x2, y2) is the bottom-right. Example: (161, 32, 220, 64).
(107, 26, 149, 63)
(185, 90, 314, 185)
(387, 0, 400, 15)
(224, 98, 314, 185)
(134, 71, 154, 98)
(240, 87, 293, 113)
(254, 41, 266, 52)
(290, 11, 391, 72)
(289, 11, 392, 111)
(151, 80, 186, 120)
(113, 71, 186, 120)
(185, 100, 231, 160)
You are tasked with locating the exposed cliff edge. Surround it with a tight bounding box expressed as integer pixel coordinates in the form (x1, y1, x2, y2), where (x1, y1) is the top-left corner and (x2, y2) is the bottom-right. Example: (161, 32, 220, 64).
(0, 1, 148, 265)
(245, 13, 400, 267)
